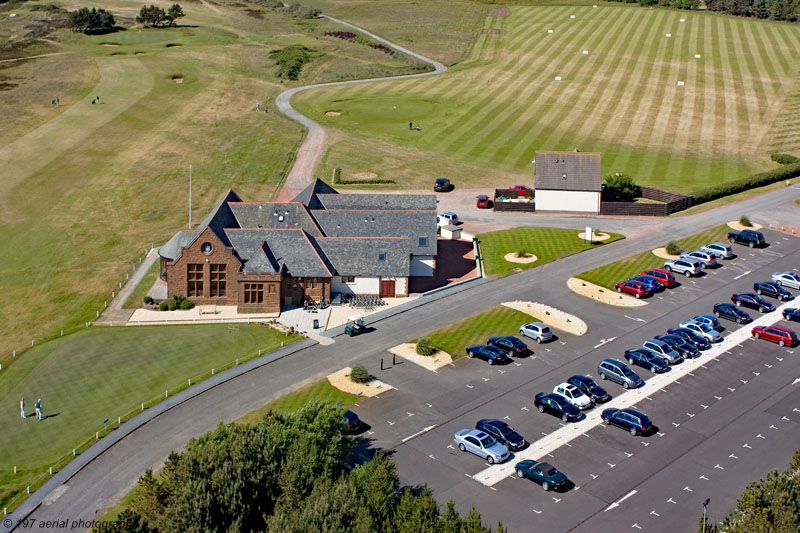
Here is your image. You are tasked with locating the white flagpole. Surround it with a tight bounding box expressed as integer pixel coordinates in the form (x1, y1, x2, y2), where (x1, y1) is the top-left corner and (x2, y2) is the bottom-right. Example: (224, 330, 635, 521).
(189, 165, 192, 228)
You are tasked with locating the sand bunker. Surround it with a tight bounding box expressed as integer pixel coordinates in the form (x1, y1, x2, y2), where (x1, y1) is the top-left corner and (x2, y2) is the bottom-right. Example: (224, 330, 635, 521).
(567, 278, 648, 307)
(652, 247, 679, 260)
(100, 43, 120, 47)
(388, 343, 453, 371)
(327, 367, 394, 397)
(173, 77, 184, 83)
(577, 231, 610, 241)
(728, 220, 763, 231)
(504, 252, 538, 264)
(325, 111, 341, 116)
(501, 301, 587, 336)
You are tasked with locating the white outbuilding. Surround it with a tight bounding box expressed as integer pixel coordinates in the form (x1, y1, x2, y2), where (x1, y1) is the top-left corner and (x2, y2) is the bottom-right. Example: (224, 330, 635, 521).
(533, 151, 602, 214)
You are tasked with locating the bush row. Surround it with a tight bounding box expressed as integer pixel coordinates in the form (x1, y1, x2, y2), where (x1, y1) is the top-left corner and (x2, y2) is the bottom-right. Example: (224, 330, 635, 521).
(772, 153, 800, 165)
(692, 162, 800, 204)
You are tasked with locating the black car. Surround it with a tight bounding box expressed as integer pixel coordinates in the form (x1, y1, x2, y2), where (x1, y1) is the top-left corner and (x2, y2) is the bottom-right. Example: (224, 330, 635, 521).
(434, 177, 451, 192)
(515, 460, 569, 491)
(487, 335, 531, 357)
(602, 408, 654, 436)
(754, 281, 793, 301)
(728, 229, 765, 248)
(624, 348, 669, 373)
(566, 375, 611, 404)
(343, 410, 363, 433)
(476, 419, 526, 451)
(783, 308, 800, 322)
(466, 344, 511, 365)
(654, 334, 700, 359)
(732, 292, 775, 313)
(713, 303, 752, 324)
(534, 393, 581, 422)
(667, 327, 711, 350)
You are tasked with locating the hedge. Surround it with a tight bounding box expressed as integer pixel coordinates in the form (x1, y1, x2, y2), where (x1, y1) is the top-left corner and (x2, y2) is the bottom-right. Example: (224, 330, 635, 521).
(772, 153, 800, 165)
(692, 162, 800, 204)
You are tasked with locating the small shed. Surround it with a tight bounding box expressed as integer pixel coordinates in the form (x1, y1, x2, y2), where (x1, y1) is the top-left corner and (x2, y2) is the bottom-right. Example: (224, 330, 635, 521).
(534, 151, 602, 214)
(440, 224, 462, 240)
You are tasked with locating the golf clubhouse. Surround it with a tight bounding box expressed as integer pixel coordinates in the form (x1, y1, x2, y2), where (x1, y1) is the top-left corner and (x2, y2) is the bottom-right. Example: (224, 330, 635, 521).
(158, 179, 438, 314)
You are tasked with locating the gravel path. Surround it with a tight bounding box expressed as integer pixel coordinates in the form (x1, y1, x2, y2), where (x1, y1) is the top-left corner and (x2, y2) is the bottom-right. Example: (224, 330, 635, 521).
(274, 14, 447, 201)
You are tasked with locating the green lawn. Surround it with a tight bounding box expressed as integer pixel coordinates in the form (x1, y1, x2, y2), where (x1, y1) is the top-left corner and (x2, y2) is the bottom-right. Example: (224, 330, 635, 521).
(237, 378, 358, 425)
(0, 324, 299, 510)
(295, 5, 800, 192)
(420, 306, 538, 360)
(576, 224, 732, 289)
(478, 228, 625, 277)
(122, 259, 161, 309)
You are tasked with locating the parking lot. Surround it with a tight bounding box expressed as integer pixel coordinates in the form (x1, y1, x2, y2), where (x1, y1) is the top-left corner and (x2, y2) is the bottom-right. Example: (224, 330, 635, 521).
(350, 230, 800, 531)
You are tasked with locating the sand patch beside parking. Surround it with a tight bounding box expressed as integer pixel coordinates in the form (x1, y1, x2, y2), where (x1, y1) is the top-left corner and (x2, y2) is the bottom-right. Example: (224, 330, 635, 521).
(728, 220, 763, 231)
(504, 252, 538, 264)
(501, 301, 587, 336)
(388, 343, 453, 371)
(327, 367, 394, 397)
(652, 247, 679, 260)
(567, 278, 648, 307)
(577, 231, 610, 241)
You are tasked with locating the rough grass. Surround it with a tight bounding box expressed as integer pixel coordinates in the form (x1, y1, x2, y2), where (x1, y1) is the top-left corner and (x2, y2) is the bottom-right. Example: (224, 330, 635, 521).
(295, 5, 800, 194)
(576, 224, 731, 289)
(478, 227, 625, 277)
(421, 305, 538, 359)
(0, 324, 299, 510)
(237, 378, 358, 425)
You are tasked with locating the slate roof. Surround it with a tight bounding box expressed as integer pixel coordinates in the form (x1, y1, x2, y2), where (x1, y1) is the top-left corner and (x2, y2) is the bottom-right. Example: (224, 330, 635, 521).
(228, 202, 323, 237)
(292, 179, 339, 210)
(311, 210, 438, 256)
(160, 230, 199, 261)
(315, 237, 411, 277)
(316, 193, 437, 211)
(195, 189, 243, 245)
(224, 229, 332, 277)
(534, 151, 602, 192)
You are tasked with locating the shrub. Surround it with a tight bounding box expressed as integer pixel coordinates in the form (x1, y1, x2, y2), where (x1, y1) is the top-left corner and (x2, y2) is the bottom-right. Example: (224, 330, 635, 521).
(666, 241, 682, 255)
(180, 299, 193, 310)
(772, 153, 800, 165)
(416, 338, 435, 356)
(167, 294, 187, 311)
(692, 162, 800, 204)
(603, 172, 638, 201)
(739, 215, 752, 227)
(269, 45, 322, 80)
(349, 364, 370, 384)
(143, 295, 154, 305)
(69, 7, 116, 33)
(159, 301, 169, 311)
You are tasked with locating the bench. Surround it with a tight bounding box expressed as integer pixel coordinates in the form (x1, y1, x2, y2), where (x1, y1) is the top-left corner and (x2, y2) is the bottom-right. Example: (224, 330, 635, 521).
(198, 305, 218, 315)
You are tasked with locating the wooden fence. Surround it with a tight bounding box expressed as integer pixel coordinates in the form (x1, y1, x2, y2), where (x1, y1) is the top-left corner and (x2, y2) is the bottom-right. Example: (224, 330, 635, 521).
(600, 187, 693, 216)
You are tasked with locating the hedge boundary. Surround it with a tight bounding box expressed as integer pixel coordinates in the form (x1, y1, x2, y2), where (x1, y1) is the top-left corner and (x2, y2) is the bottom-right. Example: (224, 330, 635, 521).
(692, 162, 800, 204)
(772, 153, 800, 165)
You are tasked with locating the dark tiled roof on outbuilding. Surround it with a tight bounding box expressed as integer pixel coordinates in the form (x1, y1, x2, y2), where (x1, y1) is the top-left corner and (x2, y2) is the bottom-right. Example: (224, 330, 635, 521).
(534, 151, 601, 192)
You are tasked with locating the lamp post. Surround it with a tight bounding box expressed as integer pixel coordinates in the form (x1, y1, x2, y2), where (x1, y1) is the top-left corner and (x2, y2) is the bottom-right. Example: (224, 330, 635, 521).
(702, 498, 711, 532)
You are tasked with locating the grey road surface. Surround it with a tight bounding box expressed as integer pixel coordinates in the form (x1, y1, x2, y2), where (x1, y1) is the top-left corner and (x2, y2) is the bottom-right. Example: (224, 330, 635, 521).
(275, 15, 447, 201)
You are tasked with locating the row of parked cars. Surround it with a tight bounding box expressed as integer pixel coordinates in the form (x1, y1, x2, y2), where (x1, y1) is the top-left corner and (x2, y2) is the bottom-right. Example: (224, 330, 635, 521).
(465, 322, 554, 365)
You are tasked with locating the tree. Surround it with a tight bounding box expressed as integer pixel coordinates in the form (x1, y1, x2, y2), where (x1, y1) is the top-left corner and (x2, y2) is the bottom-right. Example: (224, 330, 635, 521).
(604, 172, 638, 201)
(69, 7, 116, 34)
(166, 4, 185, 26)
(136, 5, 168, 27)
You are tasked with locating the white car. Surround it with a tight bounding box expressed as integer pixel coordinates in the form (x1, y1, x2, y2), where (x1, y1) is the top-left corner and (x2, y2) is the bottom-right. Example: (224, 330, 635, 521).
(553, 383, 593, 410)
(437, 212, 459, 227)
(679, 320, 722, 343)
(772, 272, 800, 290)
(519, 322, 553, 343)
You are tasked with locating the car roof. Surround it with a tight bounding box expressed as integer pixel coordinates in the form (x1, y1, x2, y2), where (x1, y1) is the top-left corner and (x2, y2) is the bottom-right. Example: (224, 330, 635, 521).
(477, 194, 488, 199)
(767, 326, 794, 334)
(435, 177, 448, 182)
(524, 322, 547, 328)
(620, 408, 648, 418)
(601, 358, 625, 367)
(568, 374, 590, 384)
(478, 418, 507, 428)
(442, 211, 456, 216)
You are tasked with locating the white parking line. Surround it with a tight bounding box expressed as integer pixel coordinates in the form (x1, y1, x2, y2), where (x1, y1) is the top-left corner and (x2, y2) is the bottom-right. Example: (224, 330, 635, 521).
(733, 270, 752, 280)
(401, 424, 437, 442)
(604, 489, 637, 512)
(471, 301, 797, 486)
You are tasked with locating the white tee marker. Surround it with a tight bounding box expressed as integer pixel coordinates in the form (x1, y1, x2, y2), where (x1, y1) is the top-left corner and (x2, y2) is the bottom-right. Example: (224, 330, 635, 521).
(582, 50, 589, 55)
(666, 33, 671, 38)
(570, 15, 576, 19)
(694, 54, 701, 59)
(554, 76, 562, 81)
(677, 81, 685, 86)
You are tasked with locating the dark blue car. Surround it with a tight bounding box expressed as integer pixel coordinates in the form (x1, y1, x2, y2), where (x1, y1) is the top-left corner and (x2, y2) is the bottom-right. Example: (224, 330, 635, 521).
(534, 393, 581, 422)
(602, 408, 654, 436)
(713, 303, 752, 324)
(487, 335, 531, 357)
(667, 327, 711, 350)
(732, 293, 775, 313)
(624, 348, 669, 373)
(628, 275, 663, 292)
(654, 334, 700, 359)
(783, 308, 800, 322)
(476, 419, 526, 451)
(466, 344, 510, 365)
(567, 375, 611, 403)
(754, 281, 793, 301)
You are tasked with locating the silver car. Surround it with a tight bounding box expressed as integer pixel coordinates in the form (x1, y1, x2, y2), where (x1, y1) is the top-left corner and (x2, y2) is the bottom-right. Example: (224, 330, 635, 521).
(663, 258, 702, 277)
(454, 429, 510, 464)
(680, 250, 718, 268)
(679, 320, 722, 343)
(519, 322, 553, 343)
(700, 242, 734, 259)
(643, 339, 682, 364)
(772, 272, 800, 290)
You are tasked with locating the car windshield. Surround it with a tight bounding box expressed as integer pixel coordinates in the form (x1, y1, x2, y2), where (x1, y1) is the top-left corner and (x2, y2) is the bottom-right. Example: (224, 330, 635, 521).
(572, 388, 585, 398)
(695, 323, 712, 332)
(621, 365, 636, 377)
(538, 463, 556, 476)
(495, 424, 515, 436)
(586, 378, 599, 388)
(479, 434, 497, 448)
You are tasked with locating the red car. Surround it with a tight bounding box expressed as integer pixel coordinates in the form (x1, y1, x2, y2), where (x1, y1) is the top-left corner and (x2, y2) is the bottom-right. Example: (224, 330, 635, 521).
(510, 185, 531, 195)
(641, 268, 677, 289)
(615, 280, 652, 299)
(476, 194, 490, 208)
(751, 326, 797, 347)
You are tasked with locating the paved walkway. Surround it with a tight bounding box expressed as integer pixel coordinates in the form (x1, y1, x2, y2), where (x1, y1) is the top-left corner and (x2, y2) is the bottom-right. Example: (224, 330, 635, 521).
(94, 248, 159, 326)
(274, 15, 447, 201)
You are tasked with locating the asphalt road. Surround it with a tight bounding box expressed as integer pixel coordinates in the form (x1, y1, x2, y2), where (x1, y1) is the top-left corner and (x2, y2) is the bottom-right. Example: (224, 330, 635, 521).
(7, 188, 800, 532)
(355, 230, 800, 532)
